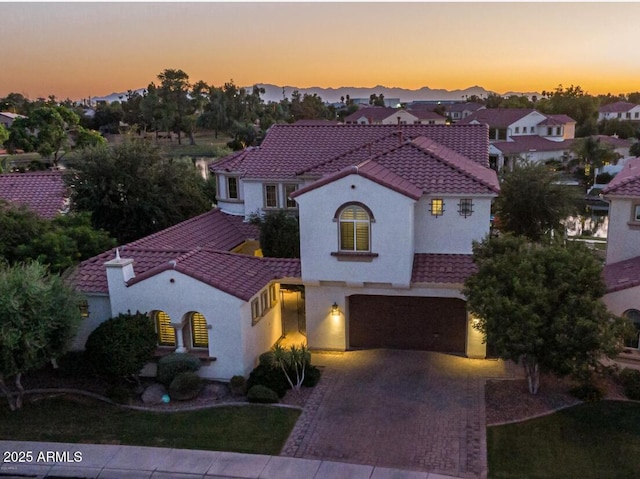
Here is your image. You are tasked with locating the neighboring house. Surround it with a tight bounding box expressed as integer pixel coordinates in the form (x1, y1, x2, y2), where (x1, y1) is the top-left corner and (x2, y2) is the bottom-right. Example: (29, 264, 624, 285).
(601, 158, 640, 351)
(406, 108, 448, 125)
(590, 135, 633, 158)
(0, 170, 67, 219)
(344, 107, 445, 125)
(444, 102, 486, 122)
(0, 112, 27, 129)
(461, 109, 576, 171)
(598, 101, 640, 122)
(71, 123, 499, 380)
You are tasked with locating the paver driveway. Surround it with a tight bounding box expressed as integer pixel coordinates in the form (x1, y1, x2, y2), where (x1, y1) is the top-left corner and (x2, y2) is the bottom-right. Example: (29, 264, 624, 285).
(282, 349, 516, 479)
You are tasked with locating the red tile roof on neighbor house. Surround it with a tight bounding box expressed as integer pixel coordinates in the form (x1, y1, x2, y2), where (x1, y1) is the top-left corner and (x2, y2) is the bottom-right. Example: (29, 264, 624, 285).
(492, 136, 574, 155)
(65, 208, 291, 298)
(603, 256, 640, 293)
(0, 171, 67, 219)
(210, 124, 491, 180)
(445, 102, 485, 114)
(599, 101, 639, 114)
(459, 108, 537, 127)
(296, 135, 499, 196)
(344, 107, 413, 124)
(602, 157, 640, 196)
(411, 254, 477, 284)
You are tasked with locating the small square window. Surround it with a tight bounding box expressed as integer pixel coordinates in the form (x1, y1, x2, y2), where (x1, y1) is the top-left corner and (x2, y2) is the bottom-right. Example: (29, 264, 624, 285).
(634, 205, 640, 222)
(514, 126, 520, 134)
(430, 199, 444, 217)
(458, 199, 473, 218)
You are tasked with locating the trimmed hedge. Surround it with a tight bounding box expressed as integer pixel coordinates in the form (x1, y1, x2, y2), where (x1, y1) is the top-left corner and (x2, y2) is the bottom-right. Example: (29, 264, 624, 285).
(157, 353, 201, 386)
(247, 385, 279, 403)
(169, 371, 202, 401)
(247, 363, 290, 398)
(85, 311, 157, 379)
(229, 375, 247, 396)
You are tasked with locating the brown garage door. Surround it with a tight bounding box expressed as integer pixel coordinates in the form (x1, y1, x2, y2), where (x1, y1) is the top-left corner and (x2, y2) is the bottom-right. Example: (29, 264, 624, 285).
(348, 295, 467, 353)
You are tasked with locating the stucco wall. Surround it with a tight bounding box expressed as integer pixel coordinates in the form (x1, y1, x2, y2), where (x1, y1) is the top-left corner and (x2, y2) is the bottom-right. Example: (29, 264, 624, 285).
(296, 174, 416, 286)
(606, 197, 640, 264)
(414, 196, 492, 254)
(603, 286, 640, 317)
(72, 294, 112, 350)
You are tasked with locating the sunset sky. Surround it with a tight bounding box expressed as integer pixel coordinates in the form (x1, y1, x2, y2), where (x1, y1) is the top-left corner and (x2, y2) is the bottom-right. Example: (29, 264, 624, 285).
(1, 2, 639, 100)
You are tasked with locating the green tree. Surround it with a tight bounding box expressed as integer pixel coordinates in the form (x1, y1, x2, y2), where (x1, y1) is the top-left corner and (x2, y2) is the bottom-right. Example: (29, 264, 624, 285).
(537, 85, 598, 137)
(0, 124, 8, 147)
(494, 161, 578, 241)
(249, 209, 300, 258)
(0, 261, 82, 410)
(630, 142, 640, 157)
(571, 136, 620, 186)
(66, 139, 211, 243)
(157, 68, 192, 145)
(463, 236, 629, 394)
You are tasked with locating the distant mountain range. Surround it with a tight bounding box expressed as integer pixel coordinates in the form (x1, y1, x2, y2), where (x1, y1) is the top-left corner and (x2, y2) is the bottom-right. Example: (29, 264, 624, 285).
(89, 84, 540, 105)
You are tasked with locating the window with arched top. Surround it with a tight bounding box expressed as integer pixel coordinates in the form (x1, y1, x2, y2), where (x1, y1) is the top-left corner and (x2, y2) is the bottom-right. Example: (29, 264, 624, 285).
(338, 204, 371, 252)
(187, 312, 209, 349)
(624, 309, 640, 349)
(152, 310, 175, 347)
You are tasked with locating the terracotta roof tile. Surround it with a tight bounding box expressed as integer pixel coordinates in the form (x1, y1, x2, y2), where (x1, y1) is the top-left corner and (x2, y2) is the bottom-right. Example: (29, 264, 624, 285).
(0, 171, 67, 219)
(603, 256, 640, 293)
(599, 101, 638, 114)
(459, 108, 536, 127)
(411, 254, 477, 284)
(211, 124, 490, 179)
(602, 158, 640, 196)
(344, 107, 410, 123)
(492, 136, 574, 155)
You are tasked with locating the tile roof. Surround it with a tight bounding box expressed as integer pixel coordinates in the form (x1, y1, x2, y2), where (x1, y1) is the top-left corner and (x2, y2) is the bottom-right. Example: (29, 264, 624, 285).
(293, 119, 340, 126)
(344, 107, 412, 123)
(411, 254, 477, 284)
(126, 249, 300, 301)
(599, 101, 638, 114)
(602, 157, 640, 196)
(0, 112, 27, 120)
(603, 256, 640, 293)
(459, 108, 536, 127)
(67, 209, 268, 295)
(592, 135, 632, 149)
(538, 114, 575, 126)
(294, 135, 498, 196)
(492, 136, 574, 154)
(210, 124, 490, 179)
(0, 171, 67, 219)
(445, 102, 485, 114)
(409, 110, 446, 121)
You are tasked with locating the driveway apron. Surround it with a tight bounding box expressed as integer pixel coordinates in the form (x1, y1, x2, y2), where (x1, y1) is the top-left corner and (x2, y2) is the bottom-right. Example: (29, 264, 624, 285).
(282, 349, 515, 479)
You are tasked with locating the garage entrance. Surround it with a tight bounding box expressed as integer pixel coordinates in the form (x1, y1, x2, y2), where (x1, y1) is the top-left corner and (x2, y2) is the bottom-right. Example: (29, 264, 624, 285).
(348, 295, 467, 353)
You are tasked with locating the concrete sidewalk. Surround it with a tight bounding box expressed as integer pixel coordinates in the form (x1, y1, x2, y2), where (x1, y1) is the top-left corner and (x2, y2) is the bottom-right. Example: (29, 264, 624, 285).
(0, 441, 464, 479)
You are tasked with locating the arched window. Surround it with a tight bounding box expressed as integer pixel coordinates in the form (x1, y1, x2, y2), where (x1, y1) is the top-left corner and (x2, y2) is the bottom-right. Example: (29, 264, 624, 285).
(187, 312, 209, 349)
(624, 309, 640, 349)
(152, 311, 175, 347)
(338, 204, 371, 252)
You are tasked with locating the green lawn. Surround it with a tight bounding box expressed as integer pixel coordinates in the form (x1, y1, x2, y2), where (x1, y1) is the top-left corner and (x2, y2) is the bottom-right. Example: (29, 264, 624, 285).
(488, 400, 640, 479)
(0, 395, 299, 455)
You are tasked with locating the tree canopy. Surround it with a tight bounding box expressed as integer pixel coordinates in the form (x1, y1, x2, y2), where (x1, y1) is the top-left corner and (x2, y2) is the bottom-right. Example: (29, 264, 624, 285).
(0, 261, 82, 410)
(250, 209, 300, 258)
(463, 235, 629, 394)
(494, 161, 579, 241)
(66, 139, 213, 243)
(0, 202, 116, 273)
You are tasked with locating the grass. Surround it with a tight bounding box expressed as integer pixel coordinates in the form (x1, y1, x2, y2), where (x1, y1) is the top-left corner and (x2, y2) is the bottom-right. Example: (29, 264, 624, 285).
(0, 395, 300, 455)
(487, 400, 640, 479)
(158, 130, 233, 158)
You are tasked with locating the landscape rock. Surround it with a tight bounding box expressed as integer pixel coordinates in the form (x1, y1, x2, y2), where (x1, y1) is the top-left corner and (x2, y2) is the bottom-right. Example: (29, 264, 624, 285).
(141, 383, 168, 405)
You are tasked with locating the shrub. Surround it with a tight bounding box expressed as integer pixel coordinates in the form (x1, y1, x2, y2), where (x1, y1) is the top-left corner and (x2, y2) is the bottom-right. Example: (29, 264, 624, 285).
(85, 311, 157, 380)
(169, 371, 202, 401)
(247, 385, 278, 403)
(570, 382, 604, 402)
(247, 363, 290, 398)
(229, 375, 247, 396)
(157, 353, 201, 387)
(619, 368, 640, 400)
(303, 365, 322, 388)
(106, 383, 135, 404)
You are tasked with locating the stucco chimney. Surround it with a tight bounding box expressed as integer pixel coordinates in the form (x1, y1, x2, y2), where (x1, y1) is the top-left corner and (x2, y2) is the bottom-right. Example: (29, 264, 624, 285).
(104, 248, 135, 285)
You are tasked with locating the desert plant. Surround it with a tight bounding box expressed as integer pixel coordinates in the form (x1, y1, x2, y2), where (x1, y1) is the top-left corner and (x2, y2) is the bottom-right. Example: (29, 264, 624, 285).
(169, 371, 202, 401)
(156, 353, 201, 387)
(247, 385, 278, 403)
(85, 311, 157, 383)
(271, 343, 310, 394)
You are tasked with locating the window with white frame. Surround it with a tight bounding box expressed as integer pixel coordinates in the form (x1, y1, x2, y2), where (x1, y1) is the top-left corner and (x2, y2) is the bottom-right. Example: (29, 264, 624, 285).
(634, 204, 640, 222)
(430, 198, 444, 217)
(338, 204, 371, 252)
(284, 184, 297, 209)
(264, 184, 278, 208)
(227, 177, 239, 199)
(458, 198, 473, 218)
(514, 126, 520, 134)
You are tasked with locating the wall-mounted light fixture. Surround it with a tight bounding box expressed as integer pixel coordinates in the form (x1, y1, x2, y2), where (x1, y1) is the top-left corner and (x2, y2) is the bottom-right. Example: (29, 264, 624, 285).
(331, 302, 340, 318)
(471, 316, 481, 328)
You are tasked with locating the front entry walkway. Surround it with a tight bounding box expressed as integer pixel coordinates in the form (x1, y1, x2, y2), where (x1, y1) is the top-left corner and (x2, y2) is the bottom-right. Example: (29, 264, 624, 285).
(282, 349, 517, 479)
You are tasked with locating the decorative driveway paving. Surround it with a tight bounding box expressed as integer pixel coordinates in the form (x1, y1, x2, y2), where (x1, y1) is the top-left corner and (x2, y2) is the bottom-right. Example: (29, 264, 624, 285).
(282, 349, 516, 479)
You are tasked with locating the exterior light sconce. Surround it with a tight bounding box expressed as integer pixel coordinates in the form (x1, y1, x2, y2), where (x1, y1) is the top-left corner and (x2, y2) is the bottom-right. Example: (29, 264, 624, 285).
(471, 316, 481, 328)
(78, 300, 89, 318)
(331, 302, 341, 318)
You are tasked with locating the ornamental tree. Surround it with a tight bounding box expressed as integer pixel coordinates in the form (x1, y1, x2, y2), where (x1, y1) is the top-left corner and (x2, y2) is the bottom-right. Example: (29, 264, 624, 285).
(463, 235, 629, 394)
(0, 261, 82, 410)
